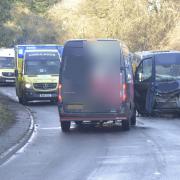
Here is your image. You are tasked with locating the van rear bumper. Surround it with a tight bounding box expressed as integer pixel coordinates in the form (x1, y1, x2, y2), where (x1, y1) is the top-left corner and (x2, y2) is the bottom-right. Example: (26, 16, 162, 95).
(60, 113, 128, 121)
(0, 77, 15, 83)
(58, 102, 131, 121)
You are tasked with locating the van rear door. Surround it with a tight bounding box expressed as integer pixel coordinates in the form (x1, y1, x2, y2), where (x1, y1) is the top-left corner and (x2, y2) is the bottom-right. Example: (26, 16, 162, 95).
(61, 45, 88, 109)
(61, 41, 123, 113)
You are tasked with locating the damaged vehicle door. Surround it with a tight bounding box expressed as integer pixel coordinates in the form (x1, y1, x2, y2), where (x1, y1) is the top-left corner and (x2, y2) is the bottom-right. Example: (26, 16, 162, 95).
(134, 57, 155, 115)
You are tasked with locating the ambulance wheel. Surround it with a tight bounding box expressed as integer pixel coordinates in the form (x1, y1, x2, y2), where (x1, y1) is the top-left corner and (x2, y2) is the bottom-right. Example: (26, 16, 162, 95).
(122, 120, 130, 131)
(22, 95, 28, 105)
(61, 121, 71, 132)
(18, 97, 23, 104)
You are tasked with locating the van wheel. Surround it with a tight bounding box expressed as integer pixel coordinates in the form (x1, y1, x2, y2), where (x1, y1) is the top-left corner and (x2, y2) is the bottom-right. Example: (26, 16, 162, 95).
(131, 109, 136, 126)
(61, 121, 71, 132)
(50, 99, 57, 104)
(122, 120, 130, 131)
(75, 121, 82, 126)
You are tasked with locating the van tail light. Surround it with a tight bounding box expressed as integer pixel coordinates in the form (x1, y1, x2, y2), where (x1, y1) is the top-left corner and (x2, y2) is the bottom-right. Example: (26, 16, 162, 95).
(120, 83, 127, 102)
(58, 83, 62, 103)
(119, 73, 127, 102)
(122, 83, 127, 102)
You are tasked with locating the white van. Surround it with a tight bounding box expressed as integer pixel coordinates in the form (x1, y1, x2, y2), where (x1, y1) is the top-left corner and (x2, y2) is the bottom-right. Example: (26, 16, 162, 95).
(0, 48, 15, 84)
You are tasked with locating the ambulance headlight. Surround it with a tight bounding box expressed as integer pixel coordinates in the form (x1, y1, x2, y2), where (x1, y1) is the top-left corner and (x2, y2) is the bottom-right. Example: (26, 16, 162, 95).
(25, 83, 32, 89)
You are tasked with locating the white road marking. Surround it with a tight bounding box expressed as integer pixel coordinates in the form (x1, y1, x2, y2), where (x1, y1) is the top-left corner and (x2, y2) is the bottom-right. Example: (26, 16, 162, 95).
(147, 139, 152, 143)
(153, 171, 161, 175)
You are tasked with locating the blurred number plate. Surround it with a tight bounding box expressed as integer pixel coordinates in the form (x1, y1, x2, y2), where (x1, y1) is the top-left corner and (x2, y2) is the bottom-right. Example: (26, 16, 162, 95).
(67, 105, 84, 110)
(40, 94, 52, 97)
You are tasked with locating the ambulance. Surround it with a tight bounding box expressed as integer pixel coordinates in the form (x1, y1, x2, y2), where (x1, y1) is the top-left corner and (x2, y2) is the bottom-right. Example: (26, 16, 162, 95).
(15, 45, 63, 104)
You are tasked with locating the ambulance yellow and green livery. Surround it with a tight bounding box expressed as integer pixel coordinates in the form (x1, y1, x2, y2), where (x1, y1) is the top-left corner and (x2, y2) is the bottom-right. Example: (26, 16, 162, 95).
(15, 45, 63, 105)
(0, 48, 15, 84)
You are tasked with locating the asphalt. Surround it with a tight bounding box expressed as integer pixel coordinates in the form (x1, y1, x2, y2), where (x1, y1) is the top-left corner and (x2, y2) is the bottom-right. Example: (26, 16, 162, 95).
(0, 88, 34, 164)
(0, 87, 180, 180)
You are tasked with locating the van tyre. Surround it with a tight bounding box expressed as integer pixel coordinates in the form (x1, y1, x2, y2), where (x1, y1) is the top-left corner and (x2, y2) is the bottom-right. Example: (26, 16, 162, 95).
(131, 109, 136, 126)
(50, 99, 57, 104)
(122, 120, 130, 131)
(75, 121, 82, 126)
(61, 121, 71, 132)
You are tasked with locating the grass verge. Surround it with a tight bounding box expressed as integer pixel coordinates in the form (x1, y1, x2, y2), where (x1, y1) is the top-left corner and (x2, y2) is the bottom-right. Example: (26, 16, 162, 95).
(0, 99, 14, 134)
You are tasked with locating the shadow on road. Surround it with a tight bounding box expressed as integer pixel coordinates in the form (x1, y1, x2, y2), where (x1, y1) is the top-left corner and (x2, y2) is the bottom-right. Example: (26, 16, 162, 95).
(0, 84, 15, 87)
(26, 101, 57, 107)
(64, 123, 149, 135)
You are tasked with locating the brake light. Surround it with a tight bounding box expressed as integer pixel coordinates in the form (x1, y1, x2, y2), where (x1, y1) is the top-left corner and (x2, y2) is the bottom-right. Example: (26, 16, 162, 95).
(58, 84, 62, 103)
(120, 83, 127, 102)
(122, 83, 127, 102)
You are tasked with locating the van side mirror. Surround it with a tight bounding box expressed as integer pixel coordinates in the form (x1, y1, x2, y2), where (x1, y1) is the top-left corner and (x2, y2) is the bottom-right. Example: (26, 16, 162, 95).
(15, 69, 18, 77)
(138, 72, 143, 82)
(135, 72, 143, 82)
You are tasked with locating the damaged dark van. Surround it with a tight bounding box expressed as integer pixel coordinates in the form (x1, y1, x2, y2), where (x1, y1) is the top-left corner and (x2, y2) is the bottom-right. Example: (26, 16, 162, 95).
(58, 39, 136, 132)
(134, 51, 180, 115)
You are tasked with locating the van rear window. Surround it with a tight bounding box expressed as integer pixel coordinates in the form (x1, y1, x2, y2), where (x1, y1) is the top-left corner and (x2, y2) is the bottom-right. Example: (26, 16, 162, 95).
(62, 47, 86, 79)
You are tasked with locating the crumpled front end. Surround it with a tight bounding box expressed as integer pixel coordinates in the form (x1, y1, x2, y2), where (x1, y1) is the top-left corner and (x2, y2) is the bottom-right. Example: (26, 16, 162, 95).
(154, 81, 180, 112)
(155, 92, 180, 111)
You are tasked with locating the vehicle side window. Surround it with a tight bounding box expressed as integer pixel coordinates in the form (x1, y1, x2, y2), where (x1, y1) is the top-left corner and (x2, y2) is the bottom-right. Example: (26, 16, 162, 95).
(125, 56, 133, 83)
(136, 58, 152, 82)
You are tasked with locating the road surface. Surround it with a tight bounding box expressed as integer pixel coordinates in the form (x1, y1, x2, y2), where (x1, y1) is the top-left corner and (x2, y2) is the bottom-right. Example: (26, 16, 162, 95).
(0, 87, 180, 180)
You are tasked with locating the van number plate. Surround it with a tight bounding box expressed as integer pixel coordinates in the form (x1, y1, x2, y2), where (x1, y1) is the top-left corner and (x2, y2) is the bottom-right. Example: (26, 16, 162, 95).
(5, 80, 14, 83)
(67, 105, 84, 110)
(40, 94, 52, 98)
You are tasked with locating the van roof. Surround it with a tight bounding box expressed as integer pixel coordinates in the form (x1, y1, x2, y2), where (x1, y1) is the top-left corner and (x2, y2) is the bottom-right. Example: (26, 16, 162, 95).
(135, 50, 180, 59)
(66, 39, 119, 42)
(0, 48, 15, 57)
(64, 39, 122, 47)
(16, 44, 61, 47)
(25, 49, 59, 53)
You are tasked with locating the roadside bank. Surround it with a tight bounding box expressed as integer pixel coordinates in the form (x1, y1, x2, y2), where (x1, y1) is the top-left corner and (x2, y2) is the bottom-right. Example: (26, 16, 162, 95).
(0, 93, 34, 165)
(0, 96, 15, 134)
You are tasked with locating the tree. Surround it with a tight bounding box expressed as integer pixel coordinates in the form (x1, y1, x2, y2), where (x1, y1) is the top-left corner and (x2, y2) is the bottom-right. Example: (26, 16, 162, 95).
(17, 0, 62, 13)
(0, 0, 12, 24)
